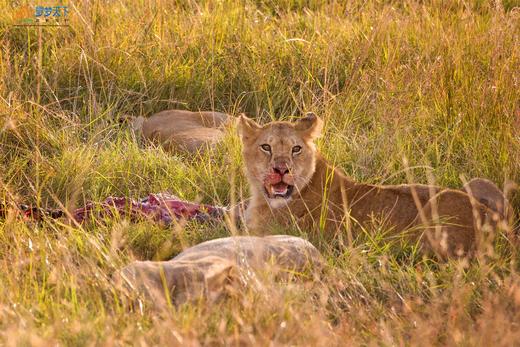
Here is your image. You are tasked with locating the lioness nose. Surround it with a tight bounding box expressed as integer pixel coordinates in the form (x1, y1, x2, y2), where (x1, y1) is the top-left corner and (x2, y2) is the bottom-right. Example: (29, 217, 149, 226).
(273, 157, 291, 176)
(273, 164, 290, 176)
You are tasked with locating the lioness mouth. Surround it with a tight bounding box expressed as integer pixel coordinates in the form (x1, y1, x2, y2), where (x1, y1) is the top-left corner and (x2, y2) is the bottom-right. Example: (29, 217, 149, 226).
(265, 182, 294, 199)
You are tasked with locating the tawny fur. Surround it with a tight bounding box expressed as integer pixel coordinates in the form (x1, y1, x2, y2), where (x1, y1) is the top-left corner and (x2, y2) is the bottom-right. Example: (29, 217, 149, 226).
(463, 178, 513, 221)
(117, 235, 322, 307)
(238, 113, 511, 258)
(130, 109, 231, 153)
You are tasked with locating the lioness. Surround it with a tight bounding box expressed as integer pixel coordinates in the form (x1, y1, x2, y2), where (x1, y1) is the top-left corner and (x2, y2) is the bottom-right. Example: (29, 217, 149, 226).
(127, 109, 231, 153)
(237, 113, 512, 258)
(119, 235, 322, 306)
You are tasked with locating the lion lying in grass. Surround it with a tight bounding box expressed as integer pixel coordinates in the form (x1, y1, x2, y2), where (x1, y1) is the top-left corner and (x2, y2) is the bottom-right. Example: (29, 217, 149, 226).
(127, 109, 231, 153)
(119, 235, 322, 307)
(237, 113, 514, 258)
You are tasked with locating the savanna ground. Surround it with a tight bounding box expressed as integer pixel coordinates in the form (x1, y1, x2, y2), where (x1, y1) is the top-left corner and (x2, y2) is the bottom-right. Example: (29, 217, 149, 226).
(1, 0, 520, 345)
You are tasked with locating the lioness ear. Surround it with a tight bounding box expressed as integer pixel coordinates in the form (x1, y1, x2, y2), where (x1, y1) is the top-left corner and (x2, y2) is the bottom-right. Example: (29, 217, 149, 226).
(295, 112, 323, 139)
(237, 114, 261, 142)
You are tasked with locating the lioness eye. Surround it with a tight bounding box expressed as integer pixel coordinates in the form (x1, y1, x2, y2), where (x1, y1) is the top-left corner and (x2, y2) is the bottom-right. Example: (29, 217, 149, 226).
(292, 145, 302, 154)
(260, 144, 271, 153)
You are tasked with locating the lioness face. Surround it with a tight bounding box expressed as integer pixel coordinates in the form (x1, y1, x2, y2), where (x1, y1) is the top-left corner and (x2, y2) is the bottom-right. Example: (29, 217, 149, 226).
(237, 113, 323, 205)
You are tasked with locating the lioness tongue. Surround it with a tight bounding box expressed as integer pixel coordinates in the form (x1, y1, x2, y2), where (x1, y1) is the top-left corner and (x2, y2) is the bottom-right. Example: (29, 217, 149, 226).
(273, 182, 288, 193)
